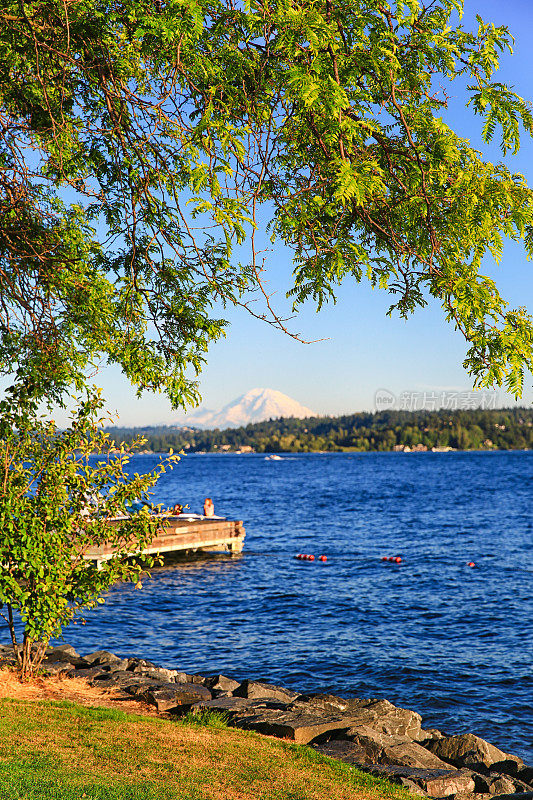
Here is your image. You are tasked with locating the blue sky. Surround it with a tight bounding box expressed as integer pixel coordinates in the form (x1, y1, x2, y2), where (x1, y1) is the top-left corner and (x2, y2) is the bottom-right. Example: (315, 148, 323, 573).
(61, 0, 533, 426)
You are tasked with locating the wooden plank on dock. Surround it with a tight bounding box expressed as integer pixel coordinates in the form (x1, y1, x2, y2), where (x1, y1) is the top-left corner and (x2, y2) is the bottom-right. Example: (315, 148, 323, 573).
(85, 517, 245, 566)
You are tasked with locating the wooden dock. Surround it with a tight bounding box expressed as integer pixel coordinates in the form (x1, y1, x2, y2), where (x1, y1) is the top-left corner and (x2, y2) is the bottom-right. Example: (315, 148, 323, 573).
(85, 517, 245, 568)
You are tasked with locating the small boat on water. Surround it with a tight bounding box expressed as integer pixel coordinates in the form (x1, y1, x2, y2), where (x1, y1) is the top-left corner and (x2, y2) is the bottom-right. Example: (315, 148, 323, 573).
(265, 454, 283, 461)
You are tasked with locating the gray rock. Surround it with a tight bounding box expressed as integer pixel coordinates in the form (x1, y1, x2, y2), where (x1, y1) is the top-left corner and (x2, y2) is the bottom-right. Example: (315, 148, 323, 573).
(491, 794, 533, 800)
(83, 650, 122, 667)
(122, 677, 166, 697)
(347, 698, 423, 739)
(88, 676, 124, 690)
(488, 777, 520, 795)
(358, 764, 476, 797)
(88, 668, 115, 680)
(230, 707, 379, 745)
(490, 761, 533, 784)
(425, 734, 522, 770)
(55, 643, 79, 656)
(90, 670, 146, 690)
(127, 658, 158, 672)
(397, 778, 429, 796)
(233, 680, 299, 704)
(188, 674, 207, 685)
(194, 696, 255, 713)
(106, 659, 131, 673)
(43, 645, 85, 668)
(42, 661, 75, 675)
(490, 760, 521, 778)
(484, 772, 533, 794)
(310, 698, 422, 739)
(136, 667, 178, 682)
(74, 666, 111, 680)
(140, 682, 212, 712)
(174, 672, 194, 684)
(454, 793, 491, 800)
(380, 740, 454, 770)
(416, 729, 444, 742)
(470, 772, 493, 793)
(511, 777, 533, 793)
(294, 693, 356, 714)
(517, 766, 533, 787)
(420, 767, 477, 796)
(206, 675, 241, 694)
(47, 644, 80, 659)
(468, 770, 532, 797)
(329, 725, 452, 770)
(192, 696, 285, 718)
(314, 738, 382, 765)
(344, 725, 411, 749)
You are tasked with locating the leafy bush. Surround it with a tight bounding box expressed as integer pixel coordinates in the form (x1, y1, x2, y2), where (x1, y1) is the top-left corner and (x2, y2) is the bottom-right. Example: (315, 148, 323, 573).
(0, 382, 177, 678)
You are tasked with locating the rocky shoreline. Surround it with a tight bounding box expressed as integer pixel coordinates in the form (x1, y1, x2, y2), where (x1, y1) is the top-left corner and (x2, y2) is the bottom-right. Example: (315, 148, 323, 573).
(1, 643, 531, 800)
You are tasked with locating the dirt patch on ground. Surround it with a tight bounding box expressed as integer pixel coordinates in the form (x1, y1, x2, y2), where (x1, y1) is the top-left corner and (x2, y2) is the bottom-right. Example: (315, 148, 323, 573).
(0, 668, 159, 716)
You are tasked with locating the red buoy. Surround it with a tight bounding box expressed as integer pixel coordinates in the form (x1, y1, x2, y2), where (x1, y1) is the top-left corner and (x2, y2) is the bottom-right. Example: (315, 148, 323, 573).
(308, 554, 315, 561)
(394, 556, 402, 563)
(467, 561, 476, 567)
(381, 556, 387, 562)
(319, 555, 327, 562)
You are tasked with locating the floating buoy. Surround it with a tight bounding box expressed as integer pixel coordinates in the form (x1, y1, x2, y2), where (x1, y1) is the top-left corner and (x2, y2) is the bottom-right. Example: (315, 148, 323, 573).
(388, 556, 395, 562)
(319, 555, 327, 562)
(308, 554, 315, 561)
(467, 561, 476, 568)
(381, 556, 388, 562)
(394, 556, 402, 563)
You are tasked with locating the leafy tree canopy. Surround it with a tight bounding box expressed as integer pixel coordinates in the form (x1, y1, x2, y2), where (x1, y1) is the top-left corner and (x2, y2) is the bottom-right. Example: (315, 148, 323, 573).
(0, 0, 532, 404)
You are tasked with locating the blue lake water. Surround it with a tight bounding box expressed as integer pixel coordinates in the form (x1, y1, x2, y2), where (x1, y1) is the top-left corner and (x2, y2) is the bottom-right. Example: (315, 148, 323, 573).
(42, 452, 532, 760)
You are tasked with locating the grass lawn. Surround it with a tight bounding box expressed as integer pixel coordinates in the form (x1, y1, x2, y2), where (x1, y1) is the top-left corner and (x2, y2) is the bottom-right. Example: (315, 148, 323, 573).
(0, 697, 413, 800)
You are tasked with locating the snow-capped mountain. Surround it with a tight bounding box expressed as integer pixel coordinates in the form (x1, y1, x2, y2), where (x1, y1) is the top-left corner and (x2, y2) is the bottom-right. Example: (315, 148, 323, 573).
(179, 388, 316, 429)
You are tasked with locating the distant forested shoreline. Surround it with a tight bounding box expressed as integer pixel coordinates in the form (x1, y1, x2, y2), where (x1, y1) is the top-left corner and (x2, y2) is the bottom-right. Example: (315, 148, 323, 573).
(107, 408, 533, 453)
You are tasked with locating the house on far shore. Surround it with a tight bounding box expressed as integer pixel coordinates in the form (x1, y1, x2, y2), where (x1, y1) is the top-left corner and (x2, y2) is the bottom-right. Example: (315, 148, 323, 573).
(217, 444, 255, 453)
(392, 443, 428, 452)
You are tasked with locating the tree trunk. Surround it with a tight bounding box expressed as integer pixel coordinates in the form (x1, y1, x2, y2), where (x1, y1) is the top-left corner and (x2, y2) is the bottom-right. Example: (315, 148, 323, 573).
(19, 630, 49, 679)
(7, 605, 22, 668)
